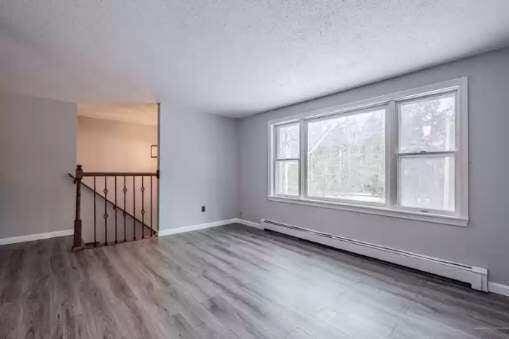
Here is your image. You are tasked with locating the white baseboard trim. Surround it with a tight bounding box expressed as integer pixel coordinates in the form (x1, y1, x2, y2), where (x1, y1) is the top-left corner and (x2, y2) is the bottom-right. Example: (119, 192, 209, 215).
(158, 218, 238, 237)
(0, 229, 74, 246)
(259, 218, 489, 292)
(488, 282, 509, 297)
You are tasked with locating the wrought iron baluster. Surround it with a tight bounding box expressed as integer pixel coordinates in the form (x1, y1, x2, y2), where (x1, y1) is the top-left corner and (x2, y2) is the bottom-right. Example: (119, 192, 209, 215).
(104, 176, 108, 245)
(114, 176, 117, 244)
(156, 172, 159, 233)
(133, 176, 136, 241)
(70, 169, 158, 250)
(150, 176, 153, 236)
(141, 176, 145, 239)
(123, 176, 127, 242)
(93, 176, 97, 247)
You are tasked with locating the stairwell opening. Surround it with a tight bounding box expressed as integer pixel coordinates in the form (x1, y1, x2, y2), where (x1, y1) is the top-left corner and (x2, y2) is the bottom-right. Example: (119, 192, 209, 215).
(73, 103, 160, 247)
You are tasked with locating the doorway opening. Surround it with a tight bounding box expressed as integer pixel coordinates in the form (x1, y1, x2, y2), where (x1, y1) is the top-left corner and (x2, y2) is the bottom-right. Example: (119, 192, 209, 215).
(72, 103, 160, 247)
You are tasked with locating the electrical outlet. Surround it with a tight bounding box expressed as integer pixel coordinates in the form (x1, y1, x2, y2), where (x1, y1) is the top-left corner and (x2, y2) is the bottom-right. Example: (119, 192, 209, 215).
(201, 205, 206, 212)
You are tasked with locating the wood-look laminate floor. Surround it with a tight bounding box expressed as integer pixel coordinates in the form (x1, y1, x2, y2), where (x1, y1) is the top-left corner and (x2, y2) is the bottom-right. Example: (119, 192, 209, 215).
(1, 224, 509, 339)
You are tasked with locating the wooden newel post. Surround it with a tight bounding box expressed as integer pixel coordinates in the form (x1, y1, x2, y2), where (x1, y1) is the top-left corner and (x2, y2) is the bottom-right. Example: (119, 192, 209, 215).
(72, 164, 84, 251)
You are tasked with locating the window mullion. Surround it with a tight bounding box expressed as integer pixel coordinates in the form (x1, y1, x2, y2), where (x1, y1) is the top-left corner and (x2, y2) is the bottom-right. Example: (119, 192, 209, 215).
(387, 101, 398, 208)
(398, 150, 456, 157)
(456, 81, 468, 218)
(270, 124, 276, 196)
(299, 119, 307, 199)
(275, 158, 300, 161)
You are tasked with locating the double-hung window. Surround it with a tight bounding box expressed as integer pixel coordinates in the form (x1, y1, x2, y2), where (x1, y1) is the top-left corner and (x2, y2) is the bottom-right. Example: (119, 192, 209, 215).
(273, 123, 300, 196)
(268, 78, 468, 226)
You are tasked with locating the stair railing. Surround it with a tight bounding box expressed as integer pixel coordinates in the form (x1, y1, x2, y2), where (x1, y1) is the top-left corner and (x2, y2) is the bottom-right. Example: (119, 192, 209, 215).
(71, 164, 159, 251)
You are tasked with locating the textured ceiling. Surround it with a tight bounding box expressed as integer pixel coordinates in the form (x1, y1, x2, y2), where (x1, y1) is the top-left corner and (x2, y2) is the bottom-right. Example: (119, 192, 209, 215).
(78, 103, 158, 126)
(1, 1, 509, 118)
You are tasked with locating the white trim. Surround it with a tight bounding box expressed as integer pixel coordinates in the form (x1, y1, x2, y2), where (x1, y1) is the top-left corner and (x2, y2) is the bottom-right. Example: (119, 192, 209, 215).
(157, 218, 238, 237)
(267, 122, 275, 196)
(299, 119, 307, 198)
(488, 282, 509, 297)
(267, 77, 469, 227)
(267, 196, 468, 226)
(260, 218, 487, 291)
(0, 229, 74, 246)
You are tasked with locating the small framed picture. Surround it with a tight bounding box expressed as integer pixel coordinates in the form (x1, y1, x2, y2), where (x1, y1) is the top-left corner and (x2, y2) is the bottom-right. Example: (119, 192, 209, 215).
(151, 144, 158, 158)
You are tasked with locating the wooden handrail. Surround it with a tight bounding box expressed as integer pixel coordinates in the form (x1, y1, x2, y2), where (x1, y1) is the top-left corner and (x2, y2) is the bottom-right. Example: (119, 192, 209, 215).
(71, 164, 158, 250)
(83, 171, 158, 177)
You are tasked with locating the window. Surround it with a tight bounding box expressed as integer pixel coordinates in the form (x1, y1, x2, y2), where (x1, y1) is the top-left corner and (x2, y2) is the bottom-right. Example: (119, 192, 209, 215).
(268, 78, 468, 226)
(274, 123, 300, 196)
(307, 108, 385, 203)
(397, 93, 456, 212)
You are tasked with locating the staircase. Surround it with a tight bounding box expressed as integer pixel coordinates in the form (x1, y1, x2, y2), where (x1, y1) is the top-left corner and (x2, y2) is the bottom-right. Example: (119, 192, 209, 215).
(70, 164, 159, 250)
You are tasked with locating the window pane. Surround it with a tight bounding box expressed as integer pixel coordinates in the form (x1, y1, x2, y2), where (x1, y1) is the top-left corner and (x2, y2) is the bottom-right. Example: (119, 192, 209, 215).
(399, 94, 455, 153)
(307, 109, 385, 203)
(276, 123, 299, 159)
(275, 160, 299, 196)
(399, 156, 455, 211)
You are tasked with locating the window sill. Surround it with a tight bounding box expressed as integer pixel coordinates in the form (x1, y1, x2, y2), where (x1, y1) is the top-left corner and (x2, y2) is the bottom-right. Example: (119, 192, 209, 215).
(266, 196, 468, 227)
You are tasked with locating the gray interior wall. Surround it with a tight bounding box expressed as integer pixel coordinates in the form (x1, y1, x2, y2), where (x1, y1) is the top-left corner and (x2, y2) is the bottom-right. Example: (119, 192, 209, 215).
(0, 92, 76, 238)
(159, 108, 240, 229)
(239, 47, 509, 284)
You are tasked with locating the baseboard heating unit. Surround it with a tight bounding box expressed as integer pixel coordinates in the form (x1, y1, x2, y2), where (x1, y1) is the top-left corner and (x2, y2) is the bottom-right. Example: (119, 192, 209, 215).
(261, 218, 488, 292)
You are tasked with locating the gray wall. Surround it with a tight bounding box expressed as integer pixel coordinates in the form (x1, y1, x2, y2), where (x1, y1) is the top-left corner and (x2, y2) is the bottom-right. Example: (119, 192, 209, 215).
(159, 108, 240, 229)
(239, 47, 509, 284)
(0, 92, 76, 238)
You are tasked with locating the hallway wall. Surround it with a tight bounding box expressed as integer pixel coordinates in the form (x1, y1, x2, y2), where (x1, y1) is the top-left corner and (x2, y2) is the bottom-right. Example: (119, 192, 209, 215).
(77, 116, 157, 173)
(158, 109, 240, 229)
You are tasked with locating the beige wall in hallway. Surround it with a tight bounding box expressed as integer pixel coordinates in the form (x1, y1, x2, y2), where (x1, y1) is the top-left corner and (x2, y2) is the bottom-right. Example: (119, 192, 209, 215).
(77, 116, 159, 232)
(77, 116, 157, 173)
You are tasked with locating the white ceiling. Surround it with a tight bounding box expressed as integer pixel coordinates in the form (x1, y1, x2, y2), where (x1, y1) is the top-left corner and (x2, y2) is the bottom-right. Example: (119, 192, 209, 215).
(1, 1, 509, 118)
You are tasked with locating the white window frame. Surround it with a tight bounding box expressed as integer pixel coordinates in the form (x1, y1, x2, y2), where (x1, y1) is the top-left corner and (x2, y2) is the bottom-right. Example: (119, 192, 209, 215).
(272, 122, 301, 197)
(267, 78, 468, 227)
